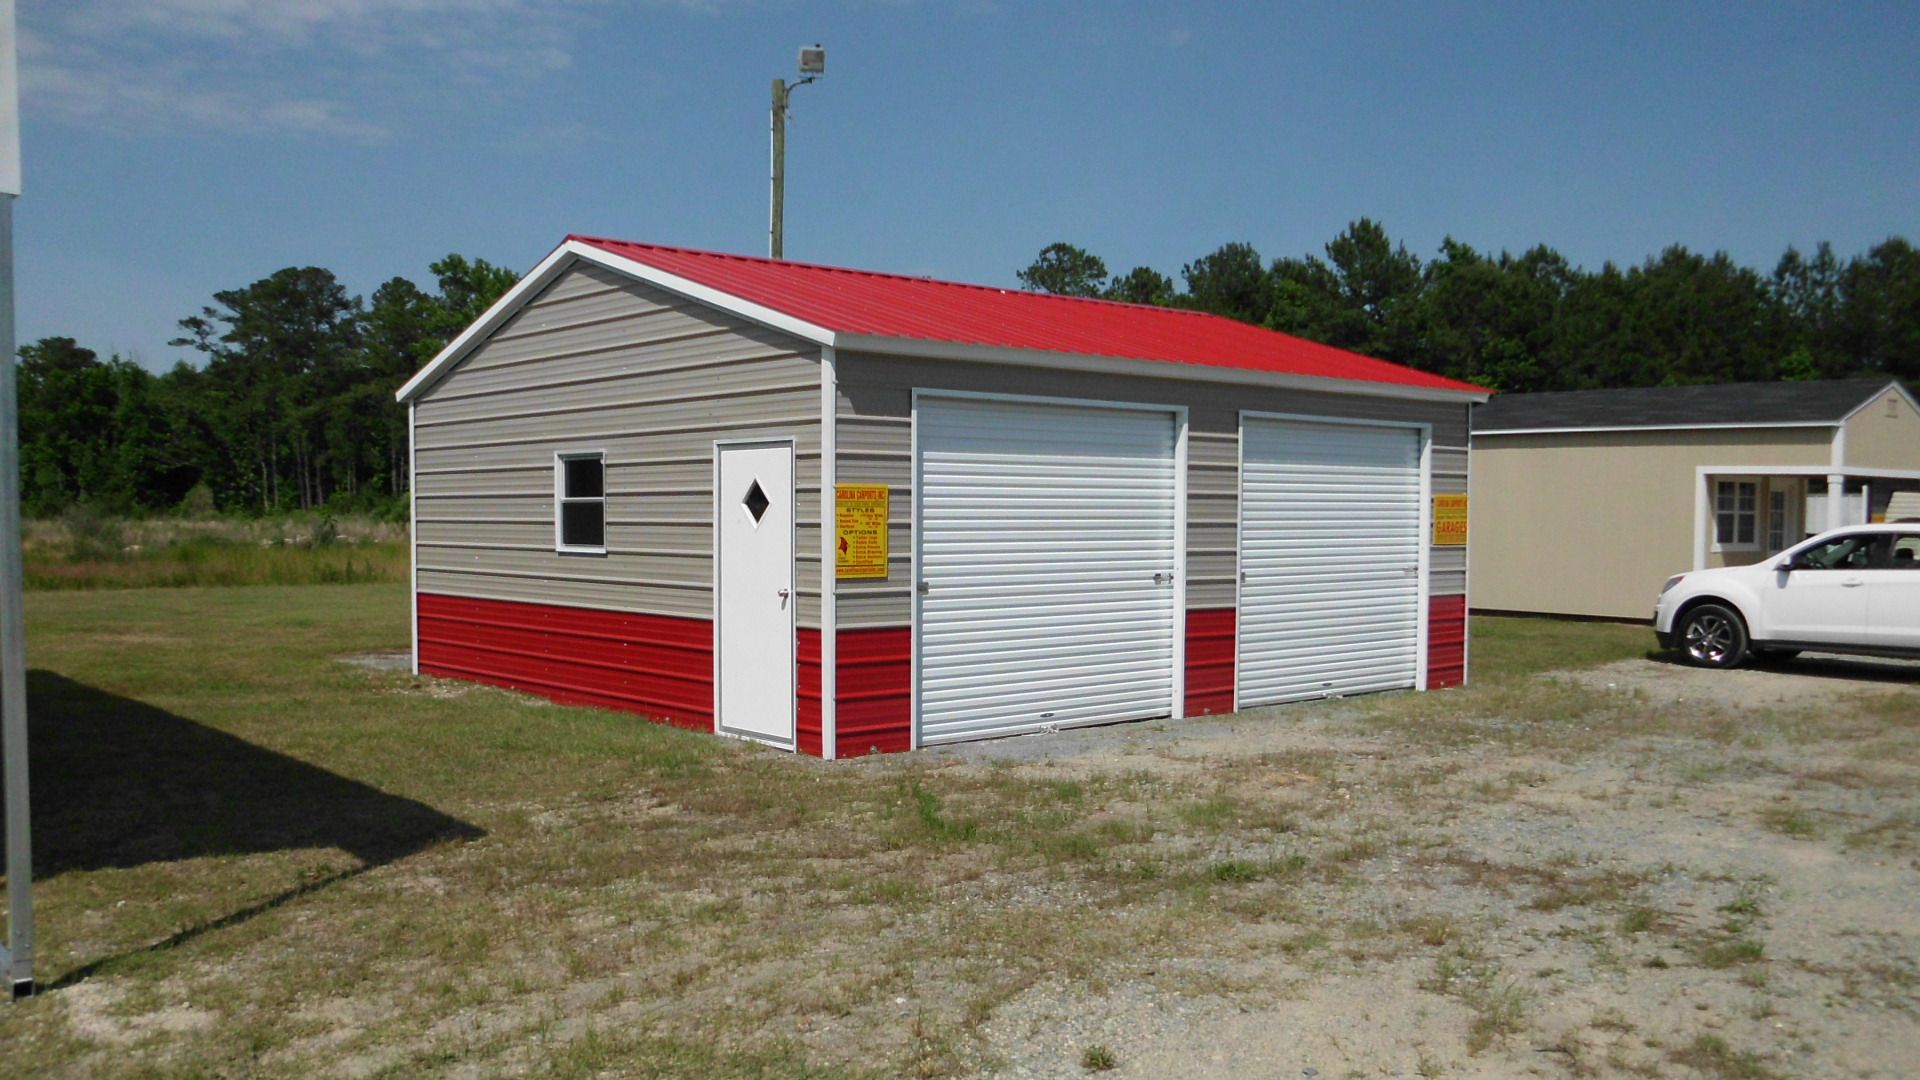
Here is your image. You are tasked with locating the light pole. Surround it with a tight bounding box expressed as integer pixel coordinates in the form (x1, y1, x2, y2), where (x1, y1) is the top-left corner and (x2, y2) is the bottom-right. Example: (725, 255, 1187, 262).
(770, 44, 824, 260)
(0, 0, 30, 1003)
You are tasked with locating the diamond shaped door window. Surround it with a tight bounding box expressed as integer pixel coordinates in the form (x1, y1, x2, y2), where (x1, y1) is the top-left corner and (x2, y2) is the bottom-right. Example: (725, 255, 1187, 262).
(744, 479, 771, 524)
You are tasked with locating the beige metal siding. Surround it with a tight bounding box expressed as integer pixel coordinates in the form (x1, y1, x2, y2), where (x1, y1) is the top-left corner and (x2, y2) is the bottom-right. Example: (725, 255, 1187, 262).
(832, 350, 1468, 629)
(1843, 387, 1920, 469)
(1189, 431, 1238, 609)
(1430, 444, 1469, 598)
(1468, 427, 1832, 619)
(413, 261, 822, 624)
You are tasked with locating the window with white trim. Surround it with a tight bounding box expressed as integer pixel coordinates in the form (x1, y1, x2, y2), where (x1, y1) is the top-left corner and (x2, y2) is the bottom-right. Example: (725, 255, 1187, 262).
(556, 452, 606, 552)
(1714, 480, 1757, 549)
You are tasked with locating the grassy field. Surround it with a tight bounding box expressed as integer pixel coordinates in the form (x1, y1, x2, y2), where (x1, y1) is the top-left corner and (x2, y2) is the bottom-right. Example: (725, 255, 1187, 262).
(1, 588, 1914, 1077)
(23, 514, 408, 590)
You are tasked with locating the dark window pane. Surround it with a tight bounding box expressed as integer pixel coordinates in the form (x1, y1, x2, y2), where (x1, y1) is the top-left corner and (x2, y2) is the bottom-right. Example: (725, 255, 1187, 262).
(561, 501, 605, 548)
(564, 457, 604, 499)
(1892, 537, 1920, 568)
(744, 479, 771, 523)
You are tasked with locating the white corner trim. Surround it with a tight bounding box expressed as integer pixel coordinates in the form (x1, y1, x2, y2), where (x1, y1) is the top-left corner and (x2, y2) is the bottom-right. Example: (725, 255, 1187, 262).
(819, 345, 838, 761)
(1415, 429, 1432, 692)
(409, 401, 420, 675)
(1172, 406, 1189, 720)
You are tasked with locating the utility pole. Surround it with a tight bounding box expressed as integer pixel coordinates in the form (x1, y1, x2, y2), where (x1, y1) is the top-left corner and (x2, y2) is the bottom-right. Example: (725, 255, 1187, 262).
(769, 44, 825, 260)
(0, 0, 30, 1003)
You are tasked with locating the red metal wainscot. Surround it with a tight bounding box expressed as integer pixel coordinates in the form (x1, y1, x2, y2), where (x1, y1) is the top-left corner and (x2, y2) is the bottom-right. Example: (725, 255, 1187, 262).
(417, 594, 714, 731)
(1185, 608, 1236, 716)
(1428, 595, 1467, 689)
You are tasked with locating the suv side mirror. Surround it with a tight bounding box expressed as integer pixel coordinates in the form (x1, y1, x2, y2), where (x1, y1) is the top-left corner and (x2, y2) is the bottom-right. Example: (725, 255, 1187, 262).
(1774, 556, 1798, 572)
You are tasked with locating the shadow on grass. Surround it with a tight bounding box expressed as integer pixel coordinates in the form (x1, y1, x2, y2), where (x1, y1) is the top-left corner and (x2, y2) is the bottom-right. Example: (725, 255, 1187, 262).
(4, 670, 483, 988)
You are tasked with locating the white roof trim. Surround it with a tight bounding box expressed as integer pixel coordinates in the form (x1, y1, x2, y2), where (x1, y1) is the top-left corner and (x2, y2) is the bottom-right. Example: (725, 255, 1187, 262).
(1694, 464, 1920, 481)
(395, 242, 578, 402)
(397, 239, 1490, 405)
(832, 333, 1489, 403)
(396, 239, 838, 403)
(1474, 420, 1839, 436)
(1837, 379, 1920, 424)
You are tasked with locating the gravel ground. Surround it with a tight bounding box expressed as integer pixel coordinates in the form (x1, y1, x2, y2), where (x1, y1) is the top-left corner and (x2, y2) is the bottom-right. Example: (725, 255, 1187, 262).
(922, 655, 1920, 1079)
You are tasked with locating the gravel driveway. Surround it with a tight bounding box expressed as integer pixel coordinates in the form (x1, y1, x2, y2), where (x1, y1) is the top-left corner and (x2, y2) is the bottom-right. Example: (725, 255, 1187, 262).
(911, 654, 1920, 1079)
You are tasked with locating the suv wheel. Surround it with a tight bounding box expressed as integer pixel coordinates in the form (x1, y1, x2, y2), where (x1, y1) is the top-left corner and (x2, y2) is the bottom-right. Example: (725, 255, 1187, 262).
(1679, 604, 1748, 668)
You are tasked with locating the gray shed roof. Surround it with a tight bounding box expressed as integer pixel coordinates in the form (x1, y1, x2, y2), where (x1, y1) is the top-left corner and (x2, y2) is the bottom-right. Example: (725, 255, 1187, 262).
(1472, 378, 1907, 433)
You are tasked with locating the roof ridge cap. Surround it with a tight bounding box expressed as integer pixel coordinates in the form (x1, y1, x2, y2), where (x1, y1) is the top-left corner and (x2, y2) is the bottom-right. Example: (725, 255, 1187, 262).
(566, 233, 1224, 320)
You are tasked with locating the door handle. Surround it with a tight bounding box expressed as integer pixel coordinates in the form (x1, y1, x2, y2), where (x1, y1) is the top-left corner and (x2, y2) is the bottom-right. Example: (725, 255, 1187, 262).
(1153, 572, 1172, 584)
(776, 588, 790, 599)
(1841, 579, 1863, 588)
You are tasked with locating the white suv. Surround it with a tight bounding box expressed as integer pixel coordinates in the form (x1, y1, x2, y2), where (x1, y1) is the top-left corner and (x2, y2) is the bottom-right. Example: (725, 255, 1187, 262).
(1654, 524, 1920, 668)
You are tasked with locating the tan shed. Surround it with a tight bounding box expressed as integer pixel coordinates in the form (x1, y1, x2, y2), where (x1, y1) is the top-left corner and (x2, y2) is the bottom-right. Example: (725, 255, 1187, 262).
(1469, 379, 1920, 620)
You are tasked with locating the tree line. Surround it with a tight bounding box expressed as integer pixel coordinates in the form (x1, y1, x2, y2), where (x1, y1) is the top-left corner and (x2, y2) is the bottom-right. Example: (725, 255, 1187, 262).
(19, 255, 516, 516)
(1018, 220, 1919, 392)
(20, 220, 1916, 517)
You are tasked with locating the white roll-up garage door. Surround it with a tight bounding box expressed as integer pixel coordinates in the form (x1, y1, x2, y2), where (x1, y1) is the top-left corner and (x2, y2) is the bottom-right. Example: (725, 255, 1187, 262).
(1238, 417, 1421, 707)
(917, 395, 1179, 745)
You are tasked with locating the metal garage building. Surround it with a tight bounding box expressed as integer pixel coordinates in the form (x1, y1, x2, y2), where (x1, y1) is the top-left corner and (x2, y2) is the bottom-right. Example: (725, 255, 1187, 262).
(395, 236, 1488, 757)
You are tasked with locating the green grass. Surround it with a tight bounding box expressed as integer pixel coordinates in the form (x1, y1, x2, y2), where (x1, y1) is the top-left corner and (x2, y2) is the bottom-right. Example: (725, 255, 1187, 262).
(1468, 615, 1656, 679)
(0, 591, 1902, 1076)
(26, 537, 409, 590)
(1669, 1034, 1781, 1079)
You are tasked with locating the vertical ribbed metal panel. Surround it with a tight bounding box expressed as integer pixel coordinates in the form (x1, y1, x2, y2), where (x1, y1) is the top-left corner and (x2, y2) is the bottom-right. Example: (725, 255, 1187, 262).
(1238, 418, 1420, 706)
(917, 396, 1177, 745)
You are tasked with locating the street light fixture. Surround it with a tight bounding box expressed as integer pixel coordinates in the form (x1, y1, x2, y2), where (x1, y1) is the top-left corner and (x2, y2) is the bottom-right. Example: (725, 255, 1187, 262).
(770, 44, 824, 260)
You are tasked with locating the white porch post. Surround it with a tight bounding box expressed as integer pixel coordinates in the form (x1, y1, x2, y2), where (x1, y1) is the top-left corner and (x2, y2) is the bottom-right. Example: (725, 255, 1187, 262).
(1827, 425, 1849, 533)
(1694, 470, 1712, 571)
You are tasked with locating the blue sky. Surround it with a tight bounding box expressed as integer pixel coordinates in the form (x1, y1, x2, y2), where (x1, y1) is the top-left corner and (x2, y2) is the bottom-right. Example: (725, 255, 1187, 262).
(17, 1, 1920, 370)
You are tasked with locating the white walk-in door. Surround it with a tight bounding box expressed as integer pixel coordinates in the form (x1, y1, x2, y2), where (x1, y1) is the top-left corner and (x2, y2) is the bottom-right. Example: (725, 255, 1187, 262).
(716, 440, 796, 746)
(1238, 417, 1421, 707)
(916, 395, 1180, 745)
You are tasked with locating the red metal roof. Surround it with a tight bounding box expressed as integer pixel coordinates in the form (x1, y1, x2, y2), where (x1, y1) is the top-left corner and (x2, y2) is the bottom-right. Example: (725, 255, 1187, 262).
(569, 235, 1486, 395)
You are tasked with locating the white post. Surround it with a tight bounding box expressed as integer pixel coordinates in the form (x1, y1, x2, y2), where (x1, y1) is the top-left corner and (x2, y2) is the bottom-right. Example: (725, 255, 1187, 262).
(818, 346, 837, 760)
(1693, 470, 1712, 571)
(1826, 474, 1847, 533)
(0, 192, 30, 1000)
(0, 0, 30, 997)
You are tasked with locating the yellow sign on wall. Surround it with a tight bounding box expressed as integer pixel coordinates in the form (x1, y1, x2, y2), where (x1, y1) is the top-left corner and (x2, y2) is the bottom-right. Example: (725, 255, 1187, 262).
(835, 484, 891, 579)
(1433, 493, 1468, 546)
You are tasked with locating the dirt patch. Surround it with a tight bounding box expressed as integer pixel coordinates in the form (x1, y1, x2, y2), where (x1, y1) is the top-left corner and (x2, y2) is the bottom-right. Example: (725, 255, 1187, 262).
(1564, 654, 1920, 711)
(336, 650, 411, 673)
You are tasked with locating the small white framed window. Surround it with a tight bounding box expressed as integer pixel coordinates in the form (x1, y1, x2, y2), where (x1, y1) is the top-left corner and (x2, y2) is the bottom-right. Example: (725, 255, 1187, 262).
(1714, 480, 1758, 550)
(555, 451, 607, 554)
